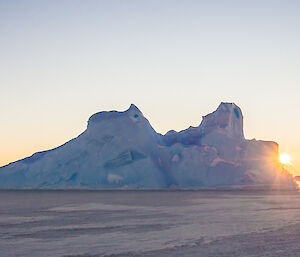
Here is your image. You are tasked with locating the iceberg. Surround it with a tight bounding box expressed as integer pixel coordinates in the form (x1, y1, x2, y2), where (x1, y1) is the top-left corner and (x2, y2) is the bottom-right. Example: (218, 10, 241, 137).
(0, 103, 296, 189)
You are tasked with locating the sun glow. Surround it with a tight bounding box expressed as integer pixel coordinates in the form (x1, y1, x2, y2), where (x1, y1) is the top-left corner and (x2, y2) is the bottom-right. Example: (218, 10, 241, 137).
(279, 153, 291, 164)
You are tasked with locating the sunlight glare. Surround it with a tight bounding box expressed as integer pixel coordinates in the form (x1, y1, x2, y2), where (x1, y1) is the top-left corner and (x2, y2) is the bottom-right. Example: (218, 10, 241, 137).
(279, 153, 291, 164)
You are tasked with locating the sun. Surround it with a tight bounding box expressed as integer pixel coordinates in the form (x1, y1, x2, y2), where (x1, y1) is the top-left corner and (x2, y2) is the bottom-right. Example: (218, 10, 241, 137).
(279, 153, 291, 164)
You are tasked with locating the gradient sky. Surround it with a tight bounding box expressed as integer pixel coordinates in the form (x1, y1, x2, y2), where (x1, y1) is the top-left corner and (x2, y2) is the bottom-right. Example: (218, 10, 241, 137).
(1, 0, 300, 175)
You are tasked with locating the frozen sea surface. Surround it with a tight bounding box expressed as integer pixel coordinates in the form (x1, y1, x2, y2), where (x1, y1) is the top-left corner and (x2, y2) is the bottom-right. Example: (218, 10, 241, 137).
(0, 190, 300, 257)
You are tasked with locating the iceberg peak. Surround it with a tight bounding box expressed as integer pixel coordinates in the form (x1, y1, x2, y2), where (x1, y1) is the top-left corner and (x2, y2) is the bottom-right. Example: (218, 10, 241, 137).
(128, 104, 142, 113)
(87, 104, 143, 128)
(200, 102, 244, 140)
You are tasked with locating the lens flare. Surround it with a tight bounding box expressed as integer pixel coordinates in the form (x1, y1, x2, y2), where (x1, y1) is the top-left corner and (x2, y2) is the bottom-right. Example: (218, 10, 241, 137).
(279, 153, 291, 164)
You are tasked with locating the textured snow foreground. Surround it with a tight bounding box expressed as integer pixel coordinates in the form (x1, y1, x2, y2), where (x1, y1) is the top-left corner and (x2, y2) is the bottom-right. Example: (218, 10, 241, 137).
(0, 102, 296, 188)
(1, 190, 300, 257)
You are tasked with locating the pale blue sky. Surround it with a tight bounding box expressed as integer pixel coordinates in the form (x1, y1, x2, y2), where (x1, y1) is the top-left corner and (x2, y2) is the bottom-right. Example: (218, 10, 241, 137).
(0, 0, 300, 173)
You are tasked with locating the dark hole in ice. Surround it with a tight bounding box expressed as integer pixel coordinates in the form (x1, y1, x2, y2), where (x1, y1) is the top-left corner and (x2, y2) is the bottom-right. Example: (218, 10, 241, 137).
(234, 108, 240, 119)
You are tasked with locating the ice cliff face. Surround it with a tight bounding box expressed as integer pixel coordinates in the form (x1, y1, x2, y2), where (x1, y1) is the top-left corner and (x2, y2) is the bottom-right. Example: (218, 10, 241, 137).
(0, 103, 296, 189)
